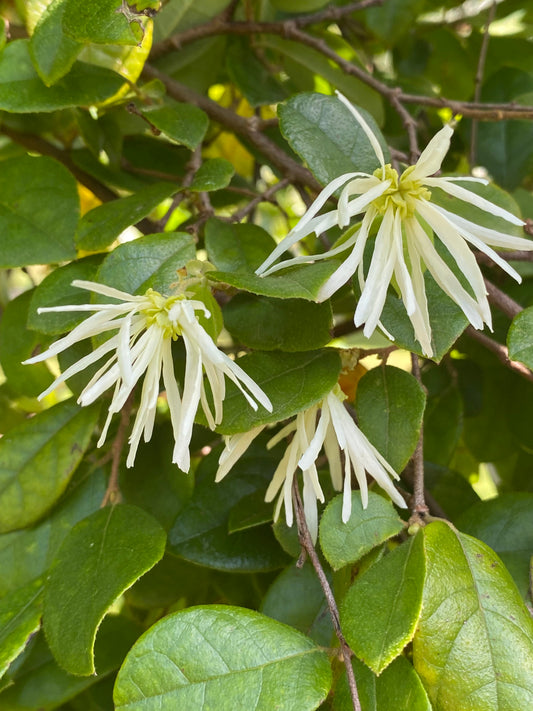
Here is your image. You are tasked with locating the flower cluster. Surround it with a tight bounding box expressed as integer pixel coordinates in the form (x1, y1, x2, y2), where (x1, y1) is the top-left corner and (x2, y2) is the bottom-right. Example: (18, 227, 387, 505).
(216, 386, 406, 542)
(256, 92, 533, 356)
(25, 279, 272, 471)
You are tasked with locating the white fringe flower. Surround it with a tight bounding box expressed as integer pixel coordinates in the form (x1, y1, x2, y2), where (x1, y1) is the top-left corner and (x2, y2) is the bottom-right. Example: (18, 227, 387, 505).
(256, 92, 533, 356)
(215, 386, 406, 542)
(24, 279, 272, 471)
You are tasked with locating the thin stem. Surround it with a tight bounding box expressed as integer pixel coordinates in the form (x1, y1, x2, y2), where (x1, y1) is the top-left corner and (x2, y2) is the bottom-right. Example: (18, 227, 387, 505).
(230, 177, 290, 222)
(470, 1, 497, 166)
(101, 392, 135, 507)
(466, 326, 533, 383)
(409, 353, 429, 524)
(292, 478, 361, 711)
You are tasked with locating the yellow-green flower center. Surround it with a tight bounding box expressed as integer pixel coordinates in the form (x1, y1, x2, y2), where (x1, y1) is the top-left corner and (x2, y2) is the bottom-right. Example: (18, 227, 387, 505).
(142, 289, 184, 339)
(371, 164, 431, 218)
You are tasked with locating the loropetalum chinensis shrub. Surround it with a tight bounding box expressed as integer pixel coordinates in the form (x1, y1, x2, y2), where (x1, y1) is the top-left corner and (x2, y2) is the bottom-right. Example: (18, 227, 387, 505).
(0, 2, 532, 710)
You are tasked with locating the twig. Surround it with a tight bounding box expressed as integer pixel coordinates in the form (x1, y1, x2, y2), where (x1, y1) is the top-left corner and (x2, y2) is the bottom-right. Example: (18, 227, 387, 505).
(142, 65, 322, 192)
(292, 479, 361, 711)
(409, 353, 429, 524)
(484, 278, 523, 319)
(470, 1, 497, 166)
(230, 177, 290, 222)
(101, 392, 135, 507)
(466, 326, 533, 383)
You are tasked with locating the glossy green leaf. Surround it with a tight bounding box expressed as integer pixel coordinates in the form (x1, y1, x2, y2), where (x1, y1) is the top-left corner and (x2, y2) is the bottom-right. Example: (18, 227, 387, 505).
(114, 605, 332, 710)
(0, 41, 125, 112)
(0, 400, 100, 534)
(190, 158, 235, 191)
(457, 493, 533, 600)
(414, 521, 533, 711)
(62, 0, 140, 45)
(205, 219, 343, 300)
(29, 0, 82, 85)
(213, 349, 342, 434)
(0, 155, 78, 268)
(226, 38, 286, 107)
(333, 655, 432, 711)
(0, 469, 106, 598)
(261, 562, 333, 646)
(508, 306, 533, 370)
(96, 232, 196, 295)
(0, 616, 142, 710)
(0, 290, 54, 397)
(28, 256, 103, 336)
(43, 504, 166, 675)
(223, 293, 332, 351)
(141, 100, 209, 149)
(278, 93, 388, 186)
(168, 441, 290, 571)
(75, 182, 178, 251)
(379, 274, 469, 362)
(341, 533, 425, 674)
(356, 365, 426, 473)
(319, 491, 405, 571)
(0, 579, 43, 680)
(153, 0, 229, 40)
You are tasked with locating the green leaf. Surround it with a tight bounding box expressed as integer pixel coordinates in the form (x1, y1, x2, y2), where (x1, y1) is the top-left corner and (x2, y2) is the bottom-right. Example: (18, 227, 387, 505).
(0, 290, 54, 397)
(62, 0, 140, 45)
(28, 256, 103, 336)
(340, 533, 426, 674)
(508, 306, 533, 370)
(477, 68, 533, 190)
(205, 219, 343, 300)
(0, 41, 125, 112)
(0, 468, 106, 598)
(379, 274, 469, 362)
(153, 0, 230, 40)
(96, 232, 196, 295)
(319, 491, 405, 571)
(75, 182, 178, 251)
(114, 605, 332, 710)
(457, 494, 533, 600)
(414, 521, 533, 711)
(226, 38, 286, 107)
(168, 441, 290, 572)
(261, 562, 333, 646)
(355, 365, 426, 473)
(190, 158, 235, 191)
(423, 371, 463, 467)
(333, 656, 432, 711)
(125, 554, 208, 610)
(0, 400, 100, 534)
(213, 349, 342, 435)
(0, 579, 43, 680)
(141, 99, 209, 149)
(43, 504, 166, 675)
(278, 93, 389, 186)
(0, 616, 142, 710)
(223, 293, 333, 351)
(365, 0, 426, 44)
(29, 0, 82, 86)
(0, 155, 79, 268)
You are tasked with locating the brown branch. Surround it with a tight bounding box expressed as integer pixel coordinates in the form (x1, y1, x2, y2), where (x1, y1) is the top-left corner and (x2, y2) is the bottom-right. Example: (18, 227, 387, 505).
(292, 479, 361, 711)
(409, 354, 429, 525)
(466, 326, 533, 383)
(142, 64, 321, 192)
(484, 278, 523, 319)
(150, 21, 533, 122)
(101, 392, 135, 507)
(470, 1, 497, 166)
